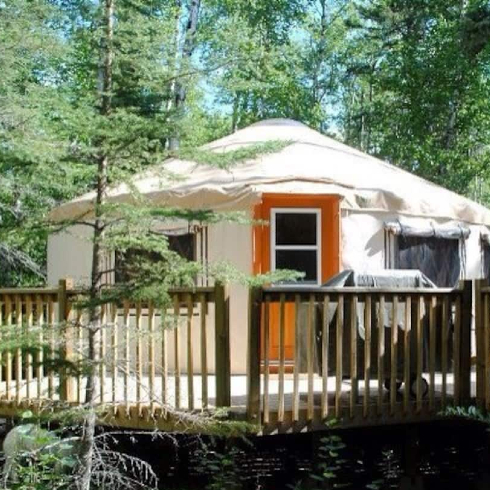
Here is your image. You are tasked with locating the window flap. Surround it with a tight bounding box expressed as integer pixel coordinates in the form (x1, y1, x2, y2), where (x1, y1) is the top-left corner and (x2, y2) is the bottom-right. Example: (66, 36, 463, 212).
(385, 221, 470, 240)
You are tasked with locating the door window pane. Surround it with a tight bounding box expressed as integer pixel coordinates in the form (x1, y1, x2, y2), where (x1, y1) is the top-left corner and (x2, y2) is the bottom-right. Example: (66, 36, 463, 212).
(275, 250, 317, 283)
(276, 213, 317, 245)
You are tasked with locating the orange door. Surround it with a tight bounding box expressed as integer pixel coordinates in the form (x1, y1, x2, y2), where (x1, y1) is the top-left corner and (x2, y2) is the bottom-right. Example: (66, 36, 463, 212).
(253, 194, 341, 365)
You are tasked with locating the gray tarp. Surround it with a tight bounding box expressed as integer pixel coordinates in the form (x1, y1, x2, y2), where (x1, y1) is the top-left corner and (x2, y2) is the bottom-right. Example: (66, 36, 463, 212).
(321, 270, 435, 339)
(297, 270, 452, 380)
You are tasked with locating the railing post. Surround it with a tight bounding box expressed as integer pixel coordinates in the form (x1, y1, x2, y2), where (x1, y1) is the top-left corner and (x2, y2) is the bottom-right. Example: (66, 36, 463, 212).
(246, 287, 262, 423)
(475, 279, 487, 408)
(214, 282, 230, 407)
(58, 278, 75, 403)
(459, 280, 473, 406)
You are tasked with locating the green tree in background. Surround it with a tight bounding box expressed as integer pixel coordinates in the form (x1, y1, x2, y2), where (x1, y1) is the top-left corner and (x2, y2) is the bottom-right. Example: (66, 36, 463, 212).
(4, 0, 490, 287)
(340, 0, 490, 195)
(0, 0, 90, 285)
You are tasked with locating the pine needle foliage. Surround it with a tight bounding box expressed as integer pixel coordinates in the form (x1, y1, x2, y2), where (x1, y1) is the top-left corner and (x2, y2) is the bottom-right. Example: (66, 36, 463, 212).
(177, 140, 293, 169)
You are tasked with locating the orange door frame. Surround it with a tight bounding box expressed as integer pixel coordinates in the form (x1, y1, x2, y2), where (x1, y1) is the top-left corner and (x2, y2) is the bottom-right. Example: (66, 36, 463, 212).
(253, 194, 341, 281)
(252, 194, 342, 363)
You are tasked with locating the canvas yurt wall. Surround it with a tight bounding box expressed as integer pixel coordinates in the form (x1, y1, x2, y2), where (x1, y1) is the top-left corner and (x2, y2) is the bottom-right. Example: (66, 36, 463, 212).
(341, 210, 488, 282)
(47, 220, 254, 374)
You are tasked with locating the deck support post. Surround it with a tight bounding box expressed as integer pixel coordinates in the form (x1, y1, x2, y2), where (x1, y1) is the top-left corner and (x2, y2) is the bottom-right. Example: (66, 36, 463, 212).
(58, 278, 75, 403)
(475, 279, 488, 408)
(215, 282, 231, 407)
(459, 280, 473, 407)
(246, 287, 262, 424)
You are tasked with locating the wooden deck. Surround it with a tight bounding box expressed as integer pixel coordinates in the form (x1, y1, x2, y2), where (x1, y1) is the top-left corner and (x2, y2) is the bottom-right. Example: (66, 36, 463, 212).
(0, 279, 489, 434)
(0, 371, 476, 431)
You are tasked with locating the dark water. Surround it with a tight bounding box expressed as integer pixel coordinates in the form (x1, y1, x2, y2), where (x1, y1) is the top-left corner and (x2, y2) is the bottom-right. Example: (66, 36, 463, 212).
(114, 420, 490, 490)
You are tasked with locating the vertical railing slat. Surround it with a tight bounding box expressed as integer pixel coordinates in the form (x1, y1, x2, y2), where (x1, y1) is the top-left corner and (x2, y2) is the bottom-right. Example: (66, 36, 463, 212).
(321, 295, 330, 420)
(149, 302, 155, 414)
(75, 306, 83, 405)
(200, 294, 208, 410)
(485, 293, 490, 410)
(58, 279, 73, 403)
(0, 295, 3, 395)
(429, 295, 437, 411)
(100, 303, 107, 404)
(15, 295, 22, 405)
(123, 301, 130, 415)
(454, 297, 461, 405)
(441, 296, 449, 409)
(335, 295, 344, 418)
(135, 302, 142, 414)
(459, 281, 472, 405)
(33, 296, 40, 400)
(161, 305, 168, 416)
(111, 303, 118, 411)
(26, 295, 33, 401)
(173, 294, 181, 410)
(186, 296, 194, 411)
(293, 294, 301, 423)
(403, 296, 411, 415)
(363, 295, 371, 419)
(390, 295, 398, 416)
(416, 296, 423, 413)
(350, 295, 358, 419)
(3, 296, 12, 401)
(307, 294, 315, 422)
(263, 296, 270, 424)
(278, 294, 286, 423)
(377, 295, 385, 416)
(47, 297, 54, 399)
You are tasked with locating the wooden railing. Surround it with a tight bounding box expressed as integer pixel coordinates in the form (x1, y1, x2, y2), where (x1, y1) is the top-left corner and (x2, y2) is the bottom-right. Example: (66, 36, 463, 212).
(247, 281, 473, 430)
(0, 281, 230, 426)
(475, 279, 490, 410)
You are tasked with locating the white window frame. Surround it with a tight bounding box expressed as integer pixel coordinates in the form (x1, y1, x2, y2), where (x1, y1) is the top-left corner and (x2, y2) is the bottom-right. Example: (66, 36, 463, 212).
(384, 230, 397, 269)
(270, 208, 322, 286)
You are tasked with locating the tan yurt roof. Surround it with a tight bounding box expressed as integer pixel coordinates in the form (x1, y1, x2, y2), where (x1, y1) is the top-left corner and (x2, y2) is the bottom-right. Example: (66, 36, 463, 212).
(51, 118, 490, 225)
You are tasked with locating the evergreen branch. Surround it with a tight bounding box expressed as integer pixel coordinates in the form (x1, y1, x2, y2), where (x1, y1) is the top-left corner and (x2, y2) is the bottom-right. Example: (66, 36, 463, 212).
(176, 140, 292, 169)
(0, 243, 45, 279)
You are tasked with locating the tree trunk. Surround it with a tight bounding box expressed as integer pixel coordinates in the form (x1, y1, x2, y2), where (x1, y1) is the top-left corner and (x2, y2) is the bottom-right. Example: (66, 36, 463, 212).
(169, 0, 201, 150)
(231, 93, 240, 133)
(166, 0, 182, 150)
(78, 0, 113, 488)
(312, 0, 328, 105)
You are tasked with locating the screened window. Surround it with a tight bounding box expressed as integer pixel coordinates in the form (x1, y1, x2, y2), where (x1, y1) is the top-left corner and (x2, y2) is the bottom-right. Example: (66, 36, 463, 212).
(271, 209, 321, 285)
(114, 233, 195, 283)
(482, 241, 490, 280)
(395, 235, 461, 287)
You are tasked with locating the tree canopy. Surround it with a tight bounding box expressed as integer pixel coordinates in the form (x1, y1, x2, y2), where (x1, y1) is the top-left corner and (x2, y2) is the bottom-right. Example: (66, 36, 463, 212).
(2, 0, 490, 285)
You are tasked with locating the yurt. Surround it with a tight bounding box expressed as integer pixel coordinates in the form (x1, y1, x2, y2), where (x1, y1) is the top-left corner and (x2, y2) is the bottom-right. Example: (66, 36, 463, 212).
(48, 118, 490, 374)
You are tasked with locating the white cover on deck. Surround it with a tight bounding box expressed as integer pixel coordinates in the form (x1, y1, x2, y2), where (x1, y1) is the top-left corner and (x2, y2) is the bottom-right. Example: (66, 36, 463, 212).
(50, 119, 490, 225)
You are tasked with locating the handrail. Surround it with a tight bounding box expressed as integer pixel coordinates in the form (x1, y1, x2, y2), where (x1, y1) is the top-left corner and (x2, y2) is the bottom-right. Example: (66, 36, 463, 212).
(262, 286, 460, 295)
(0, 287, 59, 295)
(0, 285, 216, 296)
